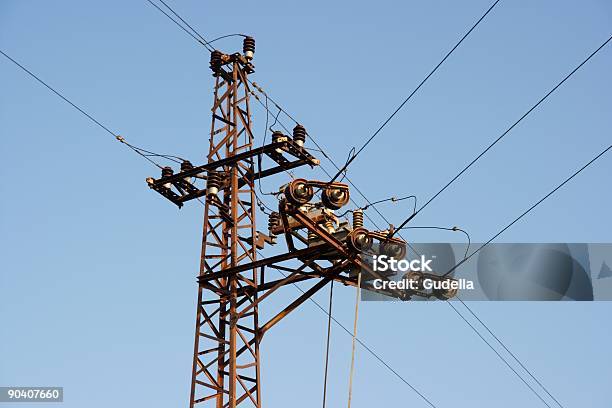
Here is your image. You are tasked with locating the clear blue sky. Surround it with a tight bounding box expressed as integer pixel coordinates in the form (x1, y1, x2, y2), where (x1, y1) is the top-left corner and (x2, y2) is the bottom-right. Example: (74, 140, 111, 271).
(1, 1, 611, 407)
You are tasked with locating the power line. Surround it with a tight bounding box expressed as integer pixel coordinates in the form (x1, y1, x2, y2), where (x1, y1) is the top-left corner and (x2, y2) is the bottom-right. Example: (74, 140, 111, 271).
(0, 49, 174, 169)
(321, 282, 334, 408)
(250, 87, 405, 228)
(139, 6, 552, 406)
(327, 0, 501, 183)
(362, 195, 417, 214)
(346, 272, 362, 408)
(267, 263, 440, 408)
(446, 301, 553, 408)
(360, 211, 563, 407)
(7, 15, 407, 400)
(145, 0, 213, 51)
(150, 2, 246, 50)
(336, 194, 417, 221)
(144, 0, 427, 261)
(193, 176, 437, 406)
(184, 17, 556, 405)
(249, 84, 424, 256)
(157, 0, 215, 49)
(97, 5, 606, 406)
(456, 297, 565, 408)
(4, 7, 569, 405)
(208, 33, 248, 44)
(398, 226, 471, 260)
(391, 34, 612, 237)
(442, 142, 612, 277)
(150, 14, 436, 396)
(187, 195, 438, 408)
(143, 0, 419, 254)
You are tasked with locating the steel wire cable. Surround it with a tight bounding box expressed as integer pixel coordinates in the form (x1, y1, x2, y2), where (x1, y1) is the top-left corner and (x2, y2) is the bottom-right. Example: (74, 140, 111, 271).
(5, 43, 555, 408)
(385, 224, 566, 405)
(346, 271, 362, 408)
(249, 87, 423, 255)
(188, 205, 440, 407)
(327, 0, 502, 183)
(263, 260, 440, 408)
(456, 297, 565, 408)
(146, 0, 214, 51)
(428, 143, 612, 408)
(398, 226, 471, 260)
(249, 90, 401, 232)
(141, 4, 566, 406)
(196, 18, 559, 406)
(4, 37, 543, 408)
(321, 281, 334, 408)
(58, 0, 596, 406)
(144, 0, 422, 253)
(391, 34, 612, 237)
(442, 142, 612, 278)
(0, 49, 179, 170)
(446, 301, 554, 408)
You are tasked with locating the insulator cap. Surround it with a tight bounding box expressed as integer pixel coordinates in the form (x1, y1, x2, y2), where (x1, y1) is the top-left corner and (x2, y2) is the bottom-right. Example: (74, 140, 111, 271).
(272, 131, 287, 153)
(293, 124, 306, 147)
(324, 220, 336, 234)
(161, 166, 174, 178)
(161, 166, 173, 189)
(284, 178, 314, 206)
(322, 186, 350, 210)
(210, 50, 223, 76)
(268, 211, 281, 234)
(243, 36, 255, 60)
(348, 227, 373, 252)
(207, 171, 221, 188)
(272, 131, 284, 143)
(180, 160, 193, 172)
(379, 241, 406, 260)
(308, 230, 318, 243)
(353, 209, 364, 229)
(206, 170, 222, 196)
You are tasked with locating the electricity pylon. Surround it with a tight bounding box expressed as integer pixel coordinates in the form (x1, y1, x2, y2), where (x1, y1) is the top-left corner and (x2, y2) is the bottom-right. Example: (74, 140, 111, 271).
(146, 38, 456, 408)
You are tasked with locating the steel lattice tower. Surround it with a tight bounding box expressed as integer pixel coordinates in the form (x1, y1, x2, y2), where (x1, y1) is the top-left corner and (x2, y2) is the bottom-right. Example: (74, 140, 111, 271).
(145, 38, 457, 408)
(188, 50, 261, 407)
